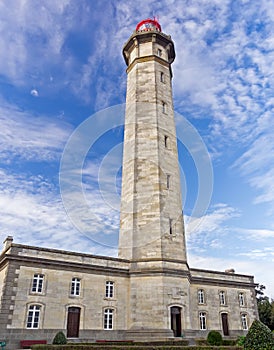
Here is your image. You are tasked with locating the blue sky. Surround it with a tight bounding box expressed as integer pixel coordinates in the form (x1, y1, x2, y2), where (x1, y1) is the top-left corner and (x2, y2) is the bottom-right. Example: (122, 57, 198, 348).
(0, 1, 273, 298)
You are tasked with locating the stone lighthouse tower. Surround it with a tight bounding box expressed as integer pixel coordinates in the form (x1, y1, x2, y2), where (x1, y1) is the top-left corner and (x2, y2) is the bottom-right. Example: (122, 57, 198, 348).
(119, 18, 190, 339)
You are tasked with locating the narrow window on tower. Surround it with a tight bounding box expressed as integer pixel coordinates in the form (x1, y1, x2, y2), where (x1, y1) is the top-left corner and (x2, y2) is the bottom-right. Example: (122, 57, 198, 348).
(162, 101, 167, 113)
(169, 218, 173, 235)
(164, 135, 169, 148)
(160, 72, 165, 83)
(157, 48, 162, 57)
(166, 174, 170, 189)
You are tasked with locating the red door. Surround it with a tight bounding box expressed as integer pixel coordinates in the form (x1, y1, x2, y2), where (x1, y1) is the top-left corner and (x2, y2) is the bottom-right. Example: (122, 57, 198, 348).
(67, 307, 80, 338)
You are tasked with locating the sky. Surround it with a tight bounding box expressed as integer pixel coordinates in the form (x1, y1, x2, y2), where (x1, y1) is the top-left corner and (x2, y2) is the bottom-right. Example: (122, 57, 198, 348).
(0, 0, 273, 298)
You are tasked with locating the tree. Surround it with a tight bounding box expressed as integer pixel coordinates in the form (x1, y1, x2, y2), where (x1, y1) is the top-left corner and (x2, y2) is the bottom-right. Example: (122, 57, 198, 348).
(255, 284, 274, 331)
(244, 319, 273, 350)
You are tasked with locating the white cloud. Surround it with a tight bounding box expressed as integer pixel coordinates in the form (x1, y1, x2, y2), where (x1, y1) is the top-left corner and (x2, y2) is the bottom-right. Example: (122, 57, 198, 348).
(0, 168, 117, 257)
(30, 89, 39, 97)
(233, 132, 274, 212)
(186, 203, 239, 236)
(0, 100, 72, 161)
(237, 228, 274, 240)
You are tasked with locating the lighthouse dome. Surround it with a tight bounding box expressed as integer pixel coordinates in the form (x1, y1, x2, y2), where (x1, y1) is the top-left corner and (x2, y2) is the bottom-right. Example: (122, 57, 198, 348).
(136, 18, 161, 32)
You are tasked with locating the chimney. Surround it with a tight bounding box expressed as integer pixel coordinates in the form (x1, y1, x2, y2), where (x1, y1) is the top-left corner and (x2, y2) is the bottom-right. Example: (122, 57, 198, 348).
(3, 236, 13, 251)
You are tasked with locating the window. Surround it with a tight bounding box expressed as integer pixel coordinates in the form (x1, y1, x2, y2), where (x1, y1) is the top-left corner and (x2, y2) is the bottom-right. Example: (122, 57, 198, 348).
(70, 278, 81, 296)
(219, 291, 226, 305)
(199, 312, 207, 330)
(162, 101, 167, 113)
(169, 218, 173, 235)
(160, 72, 165, 82)
(241, 313, 248, 330)
(157, 48, 162, 57)
(239, 292, 245, 307)
(198, 289, 205, 304)
(26, 305, 41, 328)
(31, 274, 44, 293)
(105, 281, 114, 298)
(164, 135, 169, 148)
(166, 174, 171, 189)
(104, 308, 113, 330)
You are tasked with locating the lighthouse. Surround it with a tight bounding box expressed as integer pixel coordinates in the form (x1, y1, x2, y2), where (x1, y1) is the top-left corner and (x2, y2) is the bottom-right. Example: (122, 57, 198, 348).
(119, 18, 190, 339)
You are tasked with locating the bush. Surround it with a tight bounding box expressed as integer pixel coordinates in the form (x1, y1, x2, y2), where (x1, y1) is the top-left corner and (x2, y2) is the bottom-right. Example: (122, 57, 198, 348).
(223, 339, 237, 346)
(236, 335, 245, 346)
(52, 331, 67, 345)
(31, 346, 244, 350)
(207, 330, 223, 346)
(244, 319, 274, 350)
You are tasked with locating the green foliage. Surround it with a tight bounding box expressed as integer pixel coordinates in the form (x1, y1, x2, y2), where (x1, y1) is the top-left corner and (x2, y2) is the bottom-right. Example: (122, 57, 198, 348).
(255, 284, 274, 330)
(52, 331, 67, 345)
(222, 339, 237, 345)
(244, 319, 274, 350)
(237, 337, 245, 346)
(236, 335, 245, 346)
(31, 346, 244, 350)
(206, 330, 223, 346)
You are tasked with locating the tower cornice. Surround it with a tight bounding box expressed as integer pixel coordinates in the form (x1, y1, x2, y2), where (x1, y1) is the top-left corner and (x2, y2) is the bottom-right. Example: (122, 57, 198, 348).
(123, 30, 175, 66)
(126, 54, 170, 74)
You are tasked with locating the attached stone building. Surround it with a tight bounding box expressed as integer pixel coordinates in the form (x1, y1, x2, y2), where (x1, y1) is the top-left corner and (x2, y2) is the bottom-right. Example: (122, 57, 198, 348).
(0, 19, 258, 349)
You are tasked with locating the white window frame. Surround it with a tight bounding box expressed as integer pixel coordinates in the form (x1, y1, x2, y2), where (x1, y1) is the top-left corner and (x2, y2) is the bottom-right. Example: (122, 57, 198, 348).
(199, 312, 207, 330)
(219, 291, 226, 305)
(105, 281, 114, 298)
(70, 277, 81, 296)
(241, 313, 248, 330)
(26, 305, 41, 329)
(31, 274, 44, 293)
(198, 289, 205, 304)
(239, 292, 245, 307)
(157, 48, 162, 57)
(104, 308, 113, 330)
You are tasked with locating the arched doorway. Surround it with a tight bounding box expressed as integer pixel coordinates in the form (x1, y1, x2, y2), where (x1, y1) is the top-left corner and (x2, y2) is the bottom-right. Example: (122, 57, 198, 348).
(170, 306, 182, 337)
(221, 313, 229, 336)
(67, 307, 81, 338)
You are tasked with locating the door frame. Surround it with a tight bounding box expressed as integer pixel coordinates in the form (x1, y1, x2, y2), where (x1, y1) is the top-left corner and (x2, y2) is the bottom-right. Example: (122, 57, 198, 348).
(66, 306, 81, 338)
(221, 312, 229, 336)
(170, 306, 182, 337)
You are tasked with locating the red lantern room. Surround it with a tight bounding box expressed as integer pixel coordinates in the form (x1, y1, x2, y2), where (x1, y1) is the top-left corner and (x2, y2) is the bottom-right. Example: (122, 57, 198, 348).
(136, 18, 161, 32)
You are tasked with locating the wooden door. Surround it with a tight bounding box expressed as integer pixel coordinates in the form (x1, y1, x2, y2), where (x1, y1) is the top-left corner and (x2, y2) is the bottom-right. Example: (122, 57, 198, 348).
(221, 313, 229, 336)
(67, 307, 80, 338)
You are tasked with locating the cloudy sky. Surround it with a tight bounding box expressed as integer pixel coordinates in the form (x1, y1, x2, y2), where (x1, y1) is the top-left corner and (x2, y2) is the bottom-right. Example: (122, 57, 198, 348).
(0, 0, 273, 298)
